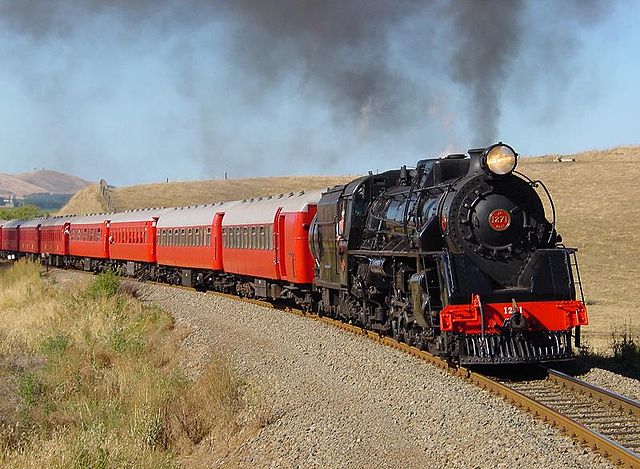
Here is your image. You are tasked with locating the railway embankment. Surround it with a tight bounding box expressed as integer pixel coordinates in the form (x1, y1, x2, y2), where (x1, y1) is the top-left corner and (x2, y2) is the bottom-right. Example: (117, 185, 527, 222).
(0, 261, 267, 468)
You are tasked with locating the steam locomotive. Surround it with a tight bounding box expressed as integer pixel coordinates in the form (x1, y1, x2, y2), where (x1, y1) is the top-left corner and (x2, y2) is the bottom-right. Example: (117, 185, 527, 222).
(309, 143, 587, 364)
(0, 143, 587, 365)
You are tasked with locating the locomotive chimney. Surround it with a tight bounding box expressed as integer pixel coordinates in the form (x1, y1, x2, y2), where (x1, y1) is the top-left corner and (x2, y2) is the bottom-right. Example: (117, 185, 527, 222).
(399, 165, 409, 186)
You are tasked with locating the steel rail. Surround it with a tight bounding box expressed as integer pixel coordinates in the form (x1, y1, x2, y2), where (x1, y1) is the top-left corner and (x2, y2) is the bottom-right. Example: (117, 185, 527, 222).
(469, 371, 640, 468)
(544, 367, 640, 419)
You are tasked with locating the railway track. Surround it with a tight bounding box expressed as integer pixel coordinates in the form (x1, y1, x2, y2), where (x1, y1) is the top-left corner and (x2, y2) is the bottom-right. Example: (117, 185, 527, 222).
(471, 368, 640, 468)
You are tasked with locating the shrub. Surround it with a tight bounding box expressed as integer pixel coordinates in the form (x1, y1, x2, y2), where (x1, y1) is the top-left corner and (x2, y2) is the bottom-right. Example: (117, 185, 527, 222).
(611, 329, 640, 363)
(87, 270, 121, 299)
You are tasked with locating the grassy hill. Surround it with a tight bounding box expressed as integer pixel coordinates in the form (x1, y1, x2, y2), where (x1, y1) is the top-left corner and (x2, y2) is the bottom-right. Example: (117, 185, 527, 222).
(517, 146, 640, 349)
(56, 185, 106, 215)
(57, 147, 640, 350)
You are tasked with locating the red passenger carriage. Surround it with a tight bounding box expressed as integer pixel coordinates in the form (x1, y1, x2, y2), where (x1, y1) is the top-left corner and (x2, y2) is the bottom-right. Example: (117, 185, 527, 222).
(40, 216, 73, 257)
(156, 202, 238, 271)
(68, 214, 110, 260)
(18, 218, 42, 254)
(108, 209, 165, 264)
(1, 219, 21, 255)
(221, 191, 321, 285)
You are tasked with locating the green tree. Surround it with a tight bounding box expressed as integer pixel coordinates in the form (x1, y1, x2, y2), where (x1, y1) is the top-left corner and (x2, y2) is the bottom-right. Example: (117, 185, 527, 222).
(0, 204, 46, 220)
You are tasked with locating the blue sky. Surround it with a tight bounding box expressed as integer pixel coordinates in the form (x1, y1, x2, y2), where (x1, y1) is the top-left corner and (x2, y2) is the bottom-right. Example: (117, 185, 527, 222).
(0, 1, 638, 186)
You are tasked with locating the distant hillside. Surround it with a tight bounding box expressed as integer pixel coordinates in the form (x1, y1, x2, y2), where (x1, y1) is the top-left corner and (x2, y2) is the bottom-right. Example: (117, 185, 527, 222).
(0, 170, 91, 197)
(16, 170, 91, 194)
(60, 175, 355, 215)
(0, 173, 44, 197)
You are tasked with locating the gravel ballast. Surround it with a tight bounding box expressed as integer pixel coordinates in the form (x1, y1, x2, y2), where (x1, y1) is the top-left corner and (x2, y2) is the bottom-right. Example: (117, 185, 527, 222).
(132, 282, 616, 469)
(578, 367, 640, 401)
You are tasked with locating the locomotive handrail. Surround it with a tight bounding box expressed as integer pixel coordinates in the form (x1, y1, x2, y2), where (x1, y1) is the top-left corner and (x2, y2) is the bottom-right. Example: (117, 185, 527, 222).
(514, 171, 557, 245)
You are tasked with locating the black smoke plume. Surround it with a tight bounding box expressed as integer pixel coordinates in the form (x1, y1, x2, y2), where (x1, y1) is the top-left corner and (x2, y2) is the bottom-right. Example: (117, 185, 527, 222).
(0, 0, 610, 181)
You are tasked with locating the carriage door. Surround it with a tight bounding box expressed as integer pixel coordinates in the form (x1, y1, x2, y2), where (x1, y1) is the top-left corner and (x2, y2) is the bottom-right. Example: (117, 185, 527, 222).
(63, 222, 70, 255)
(273, 208, 286, 280)
(212, 213, 224, 268)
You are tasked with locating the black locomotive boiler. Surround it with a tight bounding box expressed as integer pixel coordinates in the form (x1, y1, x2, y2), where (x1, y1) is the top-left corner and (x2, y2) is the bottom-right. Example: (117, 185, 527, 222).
(309, 143, 588, 364)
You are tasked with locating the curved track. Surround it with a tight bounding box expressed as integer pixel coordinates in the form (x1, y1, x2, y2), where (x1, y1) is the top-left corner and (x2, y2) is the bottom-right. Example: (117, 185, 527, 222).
(486, 367, 640, 468)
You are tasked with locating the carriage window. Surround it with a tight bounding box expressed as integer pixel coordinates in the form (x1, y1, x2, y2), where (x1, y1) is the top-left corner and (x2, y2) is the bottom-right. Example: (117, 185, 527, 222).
(251, 226, 256, 249)
(222, 228, 227, 247)
(259, 226, 265, 250)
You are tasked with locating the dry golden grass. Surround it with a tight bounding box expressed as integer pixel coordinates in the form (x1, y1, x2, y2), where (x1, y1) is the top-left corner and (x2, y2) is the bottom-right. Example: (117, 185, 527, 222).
(112, 175, 354, 210)
(56, 184, 105, 215)
(0, 262, 267, 468)
(518, 146, 640, 350)
(59, 175, 354, 215)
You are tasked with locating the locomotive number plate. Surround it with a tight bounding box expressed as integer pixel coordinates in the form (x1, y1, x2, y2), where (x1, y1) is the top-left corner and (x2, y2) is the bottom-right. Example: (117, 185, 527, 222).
(488, 209, 511, 231)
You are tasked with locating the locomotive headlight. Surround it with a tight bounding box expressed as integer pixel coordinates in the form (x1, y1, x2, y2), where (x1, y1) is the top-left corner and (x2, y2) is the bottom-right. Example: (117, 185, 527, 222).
(485, 143, 518, 176)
